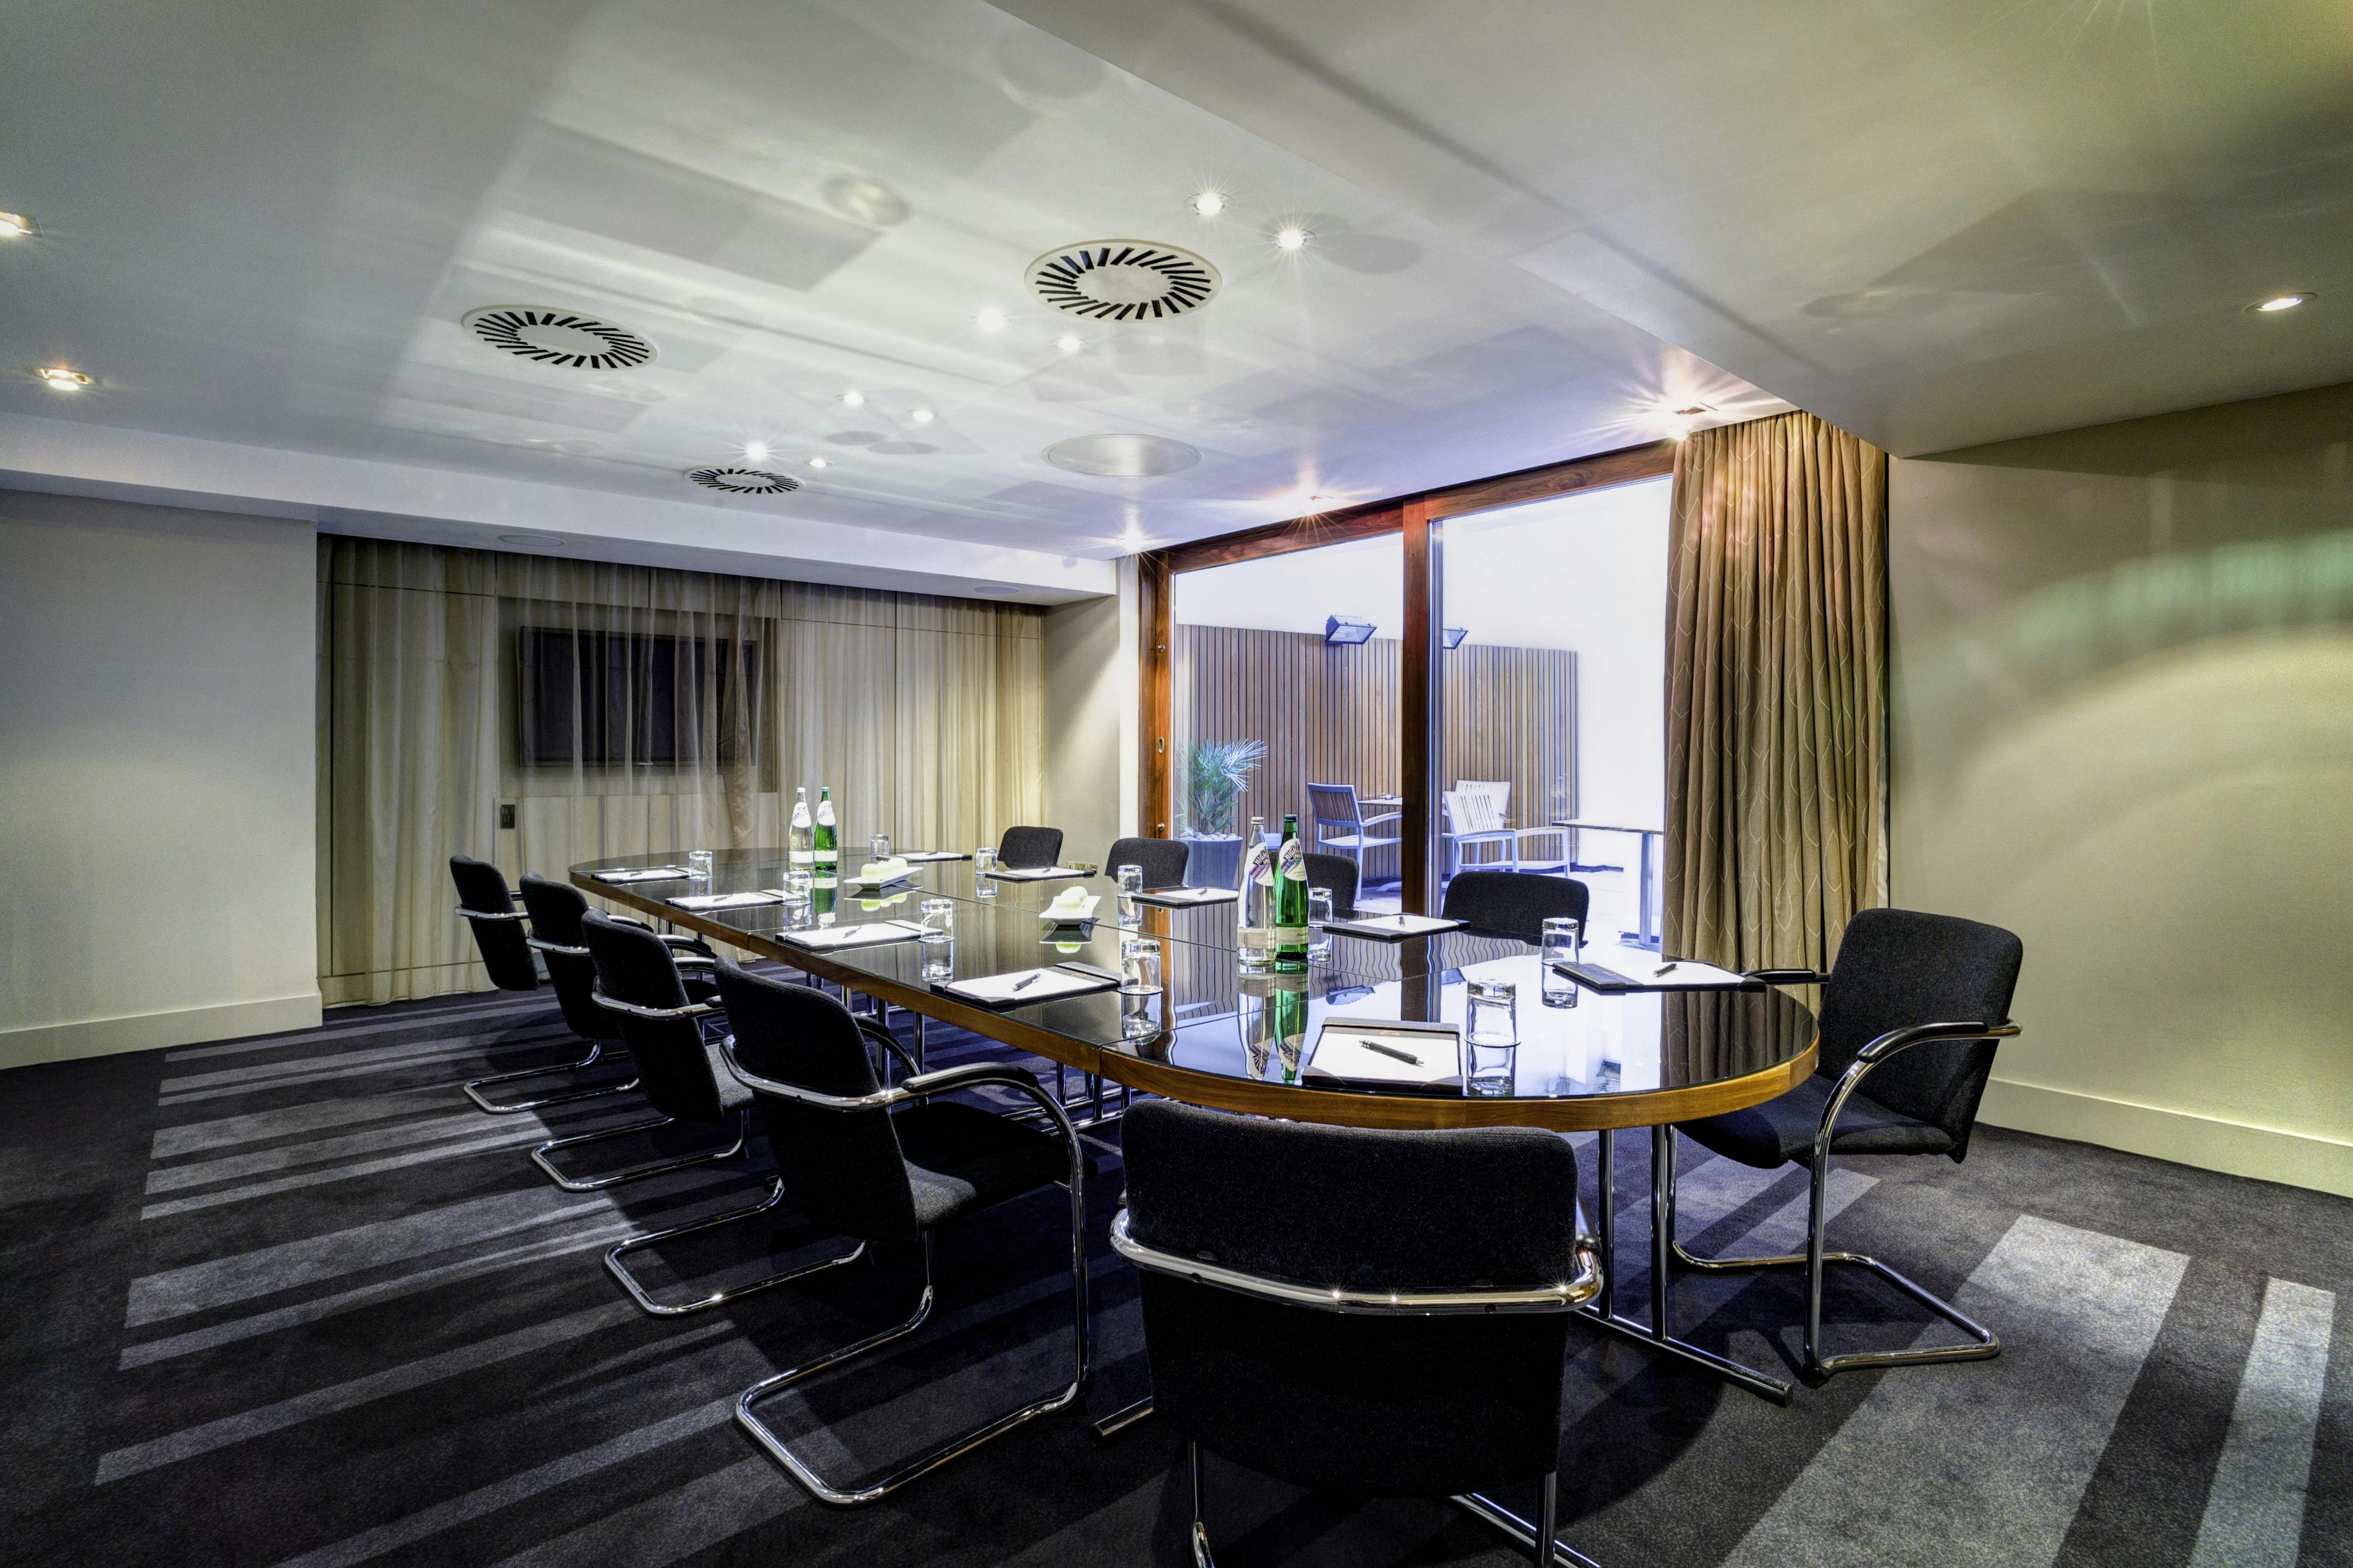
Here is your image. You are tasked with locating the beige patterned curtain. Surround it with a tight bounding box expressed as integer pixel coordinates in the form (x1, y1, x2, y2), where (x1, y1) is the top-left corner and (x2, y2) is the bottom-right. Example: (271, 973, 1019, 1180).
(1664, 410, 1888, 972)
(318, 538, 1043, 1004)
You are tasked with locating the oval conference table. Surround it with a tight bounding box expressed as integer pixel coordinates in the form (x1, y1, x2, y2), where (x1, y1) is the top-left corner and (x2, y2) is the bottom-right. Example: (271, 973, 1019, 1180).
(573, 848, 1817, 1404)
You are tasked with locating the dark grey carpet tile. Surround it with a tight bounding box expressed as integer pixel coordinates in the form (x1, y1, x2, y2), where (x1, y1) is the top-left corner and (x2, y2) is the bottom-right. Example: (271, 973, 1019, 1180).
(3, 988, 2349, 1567)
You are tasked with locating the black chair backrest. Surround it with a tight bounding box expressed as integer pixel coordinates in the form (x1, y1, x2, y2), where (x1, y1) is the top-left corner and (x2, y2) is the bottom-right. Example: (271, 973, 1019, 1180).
(1305, 782, 1360, 831)
(1817, 908, 2023, 1158)
(1440, 870, 1589, 943)
(1104, 836, 1188, 888)
(517, 875, 622, 1042)
(997, 825, 1063, 869)
(1303, 853, 1359, 919)
(714, 961, 923, 1243)
(450, 855, 538, 993)
(580, 911, 730, 1124)
(1121, 1100, 1580, 1499)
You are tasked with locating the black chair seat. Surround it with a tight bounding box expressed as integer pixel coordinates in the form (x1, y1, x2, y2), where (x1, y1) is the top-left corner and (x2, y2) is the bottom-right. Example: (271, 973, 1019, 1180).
(897, 1100, 1076, 1229)
(1682, 1073, 1954, 1169)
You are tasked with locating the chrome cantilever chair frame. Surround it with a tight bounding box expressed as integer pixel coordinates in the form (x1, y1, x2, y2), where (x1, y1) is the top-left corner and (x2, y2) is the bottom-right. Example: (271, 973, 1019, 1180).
(723, 1051, 1091, 1506)
(593, 993, 918, 1317)
(1110, 1208, 1605, 1568)
(454, 895, 614, 1115)
(528, 988, 751, 1192)
(1667, 1018, 2022, 1381)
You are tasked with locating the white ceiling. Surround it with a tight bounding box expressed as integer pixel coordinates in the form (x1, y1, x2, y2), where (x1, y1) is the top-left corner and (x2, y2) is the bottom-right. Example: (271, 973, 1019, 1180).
(0, 0, 1780, 589)
(994, 0, 2353, 457)
(7, 1, 2341, 593)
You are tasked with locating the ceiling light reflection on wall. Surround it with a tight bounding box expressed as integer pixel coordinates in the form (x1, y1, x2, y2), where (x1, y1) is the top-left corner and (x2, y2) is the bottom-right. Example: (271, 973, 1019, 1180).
(1324, 615, 1376, 645)
(2248, 293, 2315, 313)
(1190, 191, 1226, 216)
(0, 211, 35, 238)
(1274, 225, 1312, 253)
(976, 307, 1008, 333)
(36, 365, 91, 391)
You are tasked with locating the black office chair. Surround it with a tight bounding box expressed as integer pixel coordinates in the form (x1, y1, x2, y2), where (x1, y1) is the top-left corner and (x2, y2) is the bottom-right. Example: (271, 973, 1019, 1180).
(1104, 835, 1188, 888)
(1669, 908, 2024, 1380)
(1116, 1101, 1602, 1566)
(456, 874, 644, 1113)
(714, 960, 1091, 1505)
(450, 854, 614, 1111)
(1302, 851, 1359, 920)
(997, 824, 1064, 869)
(531, 911, 755, 1201)
(1441, 869, 1590, 943)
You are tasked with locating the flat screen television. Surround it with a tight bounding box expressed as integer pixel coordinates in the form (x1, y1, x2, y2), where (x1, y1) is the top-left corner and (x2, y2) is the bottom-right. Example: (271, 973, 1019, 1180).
(517, 628, 758, 765)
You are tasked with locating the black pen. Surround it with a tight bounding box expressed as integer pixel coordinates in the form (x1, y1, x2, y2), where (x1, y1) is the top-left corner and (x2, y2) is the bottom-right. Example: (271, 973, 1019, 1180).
(1653, 961, 1680, 977)
(1358, 1038, 1422, 1066)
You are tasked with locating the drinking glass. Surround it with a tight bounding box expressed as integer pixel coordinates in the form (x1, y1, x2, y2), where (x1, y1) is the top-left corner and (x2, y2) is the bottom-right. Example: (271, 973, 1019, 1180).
(1307, 887, 1334, 962)
(870, 832, 892, 861)
(1464, 978, 1519, 1097)
(687, 849, 714, 880)
(919, 898, 955, 943)
(974, 847, 998, 897)
(1541, 916, 1583, 1008)
(1119, 935, 1162, 996)
(1115, 864, 1143, 927)
(1120, 991, 1160, 1041)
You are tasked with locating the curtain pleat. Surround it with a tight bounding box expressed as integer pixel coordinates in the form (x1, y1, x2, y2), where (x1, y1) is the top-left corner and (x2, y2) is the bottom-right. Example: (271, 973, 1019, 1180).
(317, 538, 1044, 1004)
(1664, 411, 1888, 972)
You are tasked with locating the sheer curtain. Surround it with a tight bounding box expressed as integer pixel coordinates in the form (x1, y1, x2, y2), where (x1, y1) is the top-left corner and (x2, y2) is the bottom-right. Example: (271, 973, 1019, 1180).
(1663, 410, 1888, 974)
(318, 538, 1043, 1003)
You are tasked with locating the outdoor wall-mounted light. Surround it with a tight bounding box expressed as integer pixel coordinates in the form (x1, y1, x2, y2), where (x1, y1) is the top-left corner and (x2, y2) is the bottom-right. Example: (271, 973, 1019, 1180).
(1442, 626, 1469, 649)
(1324, 615, 1377, 645)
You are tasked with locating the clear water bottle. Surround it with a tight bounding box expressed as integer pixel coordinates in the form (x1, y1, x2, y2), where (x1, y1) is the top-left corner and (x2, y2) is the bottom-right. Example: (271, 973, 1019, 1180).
(1235, 814, 1271, 970)
(789, 787, 814, 868)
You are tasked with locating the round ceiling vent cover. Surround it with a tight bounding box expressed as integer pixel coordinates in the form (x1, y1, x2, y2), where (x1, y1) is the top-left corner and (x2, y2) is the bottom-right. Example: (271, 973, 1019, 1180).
(462, 306, 656, 370)
(1043, 433, 1202, 479)
(685, 466, 802, 495)
(1025, 241, 1220, 323)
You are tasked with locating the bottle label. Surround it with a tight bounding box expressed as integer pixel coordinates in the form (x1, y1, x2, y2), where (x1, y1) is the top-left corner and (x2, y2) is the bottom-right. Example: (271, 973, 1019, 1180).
(789, 849, 815, 866)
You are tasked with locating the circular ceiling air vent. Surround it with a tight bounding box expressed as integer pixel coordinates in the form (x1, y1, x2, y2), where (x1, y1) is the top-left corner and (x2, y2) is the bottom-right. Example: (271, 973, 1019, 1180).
(685, 466, 801, 495)
(1026, 241, 1220, 323)
(462, 306, 656, 370)
(1045, 433, 1202, 479)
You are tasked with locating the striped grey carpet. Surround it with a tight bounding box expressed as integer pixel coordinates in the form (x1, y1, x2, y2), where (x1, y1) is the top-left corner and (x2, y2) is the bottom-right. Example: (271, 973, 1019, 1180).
(1, 988, 2346, 1567)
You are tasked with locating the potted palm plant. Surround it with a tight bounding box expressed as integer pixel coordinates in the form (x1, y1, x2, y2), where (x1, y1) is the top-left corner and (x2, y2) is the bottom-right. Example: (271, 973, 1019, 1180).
(1180, 738, 1266, 887)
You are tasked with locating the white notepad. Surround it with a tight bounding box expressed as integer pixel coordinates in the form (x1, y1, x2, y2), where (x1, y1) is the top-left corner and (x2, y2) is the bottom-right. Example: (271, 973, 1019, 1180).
(897, 850, 968, 862)
(776, 919, 928, 950)
(1320, 912, 1464, 941)
(937, 965, 1118, 1007)
(1303, 1023, 1465, 1089)
(1555, 956, 1756, 992)
(666, 890, 781, 911)
(594, 866, 692, 884)
(1136, 885, 1237, 908)
(983, 865, 1088, 882)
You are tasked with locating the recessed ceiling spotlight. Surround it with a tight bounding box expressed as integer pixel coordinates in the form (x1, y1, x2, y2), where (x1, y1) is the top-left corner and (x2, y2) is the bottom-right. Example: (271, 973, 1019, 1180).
(2248, 292, 2315, 314)
(840, 389, 865, 408)
(743, 441, 770, 462)
(805, 455, 828, 469)
(1274, 225, 1312, 253)
(497, 532, 566, 548)
(1056, 333, 1084, 355)
(0, 211, 35, 238)
(976, 307, 1008, 333)
(1190, 190, 1226, 217)
(910, 407, 936, 424)
(36, 365, 91, 391)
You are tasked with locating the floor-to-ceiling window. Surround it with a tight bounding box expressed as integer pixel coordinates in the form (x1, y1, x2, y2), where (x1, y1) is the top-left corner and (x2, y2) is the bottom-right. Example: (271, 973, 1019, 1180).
(1433, 475, 1671, 943)
(1168, 532, 1404, 912)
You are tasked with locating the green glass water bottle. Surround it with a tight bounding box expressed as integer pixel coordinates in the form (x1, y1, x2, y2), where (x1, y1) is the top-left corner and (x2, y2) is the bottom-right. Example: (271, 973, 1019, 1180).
(1271, 813, 1310, 969)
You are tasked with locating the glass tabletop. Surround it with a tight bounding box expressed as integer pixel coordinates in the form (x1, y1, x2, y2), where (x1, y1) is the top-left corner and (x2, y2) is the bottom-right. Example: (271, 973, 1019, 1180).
(574, 850, 1817, 1122)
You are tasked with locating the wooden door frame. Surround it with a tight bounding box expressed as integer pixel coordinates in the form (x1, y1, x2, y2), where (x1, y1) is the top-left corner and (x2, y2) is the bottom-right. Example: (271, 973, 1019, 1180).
(1136, 438, 1674, 909)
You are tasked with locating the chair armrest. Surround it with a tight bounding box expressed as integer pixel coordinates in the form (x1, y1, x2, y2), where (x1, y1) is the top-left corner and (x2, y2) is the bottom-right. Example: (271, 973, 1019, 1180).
(591, 983, 722, 1023)
(1815, 1020, 2021, 1155)
(455, 904, 526, 923)
(1359, 811, 1403, 830)
(720, 1049, 1085, 1177)
(1109, 1206, 1602, 1315)
(658, 932, 713, 953)
(856, 1015, 922, 1078)
(1746, 967, 1830, 985)
(526, 936, 589, 957)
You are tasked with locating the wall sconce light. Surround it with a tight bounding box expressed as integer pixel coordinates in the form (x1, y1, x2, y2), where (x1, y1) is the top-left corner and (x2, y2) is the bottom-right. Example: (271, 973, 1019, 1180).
(1324, 615, 1376, 645)
(1442, 626, 1469, 649)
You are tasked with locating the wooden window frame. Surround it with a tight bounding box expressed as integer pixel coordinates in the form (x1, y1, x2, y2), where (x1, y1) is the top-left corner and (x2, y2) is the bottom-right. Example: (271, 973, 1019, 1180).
(1138, 439, 1674, 912)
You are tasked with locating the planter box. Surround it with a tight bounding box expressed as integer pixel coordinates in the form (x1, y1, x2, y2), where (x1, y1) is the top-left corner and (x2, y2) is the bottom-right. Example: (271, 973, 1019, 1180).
(1181, 833, 1244, 890)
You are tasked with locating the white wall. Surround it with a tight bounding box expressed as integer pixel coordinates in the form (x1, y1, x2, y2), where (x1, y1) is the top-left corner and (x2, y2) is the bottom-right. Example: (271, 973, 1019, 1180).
(1891, 382, 2353, 1196)
(1041, 577, 1135, 864)
(0, 491, 320, 1066)
(1171, 477, 1671, 826)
